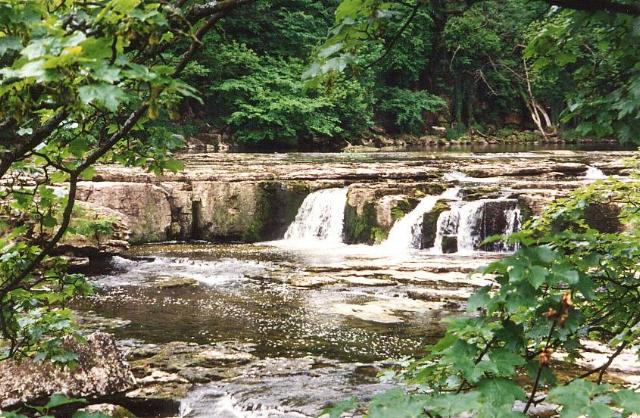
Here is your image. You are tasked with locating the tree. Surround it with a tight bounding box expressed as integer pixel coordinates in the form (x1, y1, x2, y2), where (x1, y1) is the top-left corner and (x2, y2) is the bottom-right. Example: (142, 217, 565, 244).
(0, 0, 252, 360)
(308, 0, 640, 139)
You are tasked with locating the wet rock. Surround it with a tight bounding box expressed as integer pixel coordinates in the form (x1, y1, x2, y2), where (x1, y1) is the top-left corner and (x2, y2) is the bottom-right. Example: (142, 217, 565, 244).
(441, 235, 458, 253)
(154, 276, 199, 289)
(190, 181, 309, 242)
(343, 145, 381, 153)
(180, 357, 396, 418)
(290, 275, 339, 288)
(0, 332, 135, 409)
(130, 341, 255, 381)
(344, 183, 441, 245)
(331, 298, 435, 324)
(75, 311, 132, 332)
(421, 199, 451, 249)
(338, 276, 397, 286)
(78, 403, 136, 418)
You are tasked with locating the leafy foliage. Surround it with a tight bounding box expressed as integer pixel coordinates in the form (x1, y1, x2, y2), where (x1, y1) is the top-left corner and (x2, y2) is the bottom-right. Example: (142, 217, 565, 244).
(323, 169, 640, 416)
(0, 0, 248, 359)
(526, 10, 640, 142)
(377, 87, 446, 134)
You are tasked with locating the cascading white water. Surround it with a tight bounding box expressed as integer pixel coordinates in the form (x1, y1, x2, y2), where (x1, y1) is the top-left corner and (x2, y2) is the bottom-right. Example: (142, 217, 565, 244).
(382, 188, 460, 249)
(585, 165, 606, 180)
(456, 200, 487, 254)
(283, 187, 348, 243)
(502, 206, 521, 252)
(432, 198, 521, 254)
(432, 208, 458, 253)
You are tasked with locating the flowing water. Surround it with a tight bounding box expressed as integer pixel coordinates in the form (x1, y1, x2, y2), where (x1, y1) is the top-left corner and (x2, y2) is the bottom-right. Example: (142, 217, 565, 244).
(585, 165, 607, 180)
(73, 149, 638, 417)
(432, 199, 521, 254)
(283, 188, 348, 244)
(382, 187, 460, 249)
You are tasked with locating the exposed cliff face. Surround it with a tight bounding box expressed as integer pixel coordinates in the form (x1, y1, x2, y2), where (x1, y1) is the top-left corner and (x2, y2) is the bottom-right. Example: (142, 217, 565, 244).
(77, 182, 173, 243)
(76, 180, 312, 244)
(71, 151, 632, 246)
(189, 181, 310, 242)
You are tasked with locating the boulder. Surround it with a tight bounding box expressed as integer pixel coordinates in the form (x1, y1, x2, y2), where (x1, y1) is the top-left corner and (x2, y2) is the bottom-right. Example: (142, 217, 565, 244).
(421, 200, 452, 249)
(344, 183, 444, 245)
(0, 333, 135, 409)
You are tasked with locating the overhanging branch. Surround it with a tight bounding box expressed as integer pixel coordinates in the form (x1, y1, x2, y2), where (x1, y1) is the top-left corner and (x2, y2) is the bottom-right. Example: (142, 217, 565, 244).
(544, 0, 640, 16)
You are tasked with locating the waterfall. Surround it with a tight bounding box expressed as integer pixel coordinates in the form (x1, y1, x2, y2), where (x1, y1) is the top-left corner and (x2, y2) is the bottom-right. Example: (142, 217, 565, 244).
(432, 208, 459, 254)
(382, 188, 460, 249)
(456, 200, 487, 253)
(432, 198, 521, 254)
(585, 165, 606, 180)
(283, 187, 348, 243)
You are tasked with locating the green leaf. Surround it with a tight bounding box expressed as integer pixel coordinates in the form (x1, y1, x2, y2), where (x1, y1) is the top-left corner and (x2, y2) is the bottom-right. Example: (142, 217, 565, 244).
(553, 266, 580, 285)
(467, 286, 491, 312)
(477, 378, 526, 407)
(367, 388, 429, 418)
(78, 84, 126, 112)
(0, 36, 22, 56)
(489, 349, 525, 377)
(548, 379, 613, 418)
(528, 265, 548, 289)
(535, 246, 558, 263)
(427, 392, 482, 416)
(72, 412, 111, 418)
(110, 0, 141, 14)
(79, 166, 96, 181)
(614, 389, 640, 414)
(43, 393, 86, 409)
(320, 397, 358, 418)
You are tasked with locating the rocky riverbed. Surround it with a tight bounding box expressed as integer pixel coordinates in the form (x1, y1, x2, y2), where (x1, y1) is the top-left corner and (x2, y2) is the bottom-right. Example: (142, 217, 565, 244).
(6, 148, 639, 417)
(74, 243, 496, 417)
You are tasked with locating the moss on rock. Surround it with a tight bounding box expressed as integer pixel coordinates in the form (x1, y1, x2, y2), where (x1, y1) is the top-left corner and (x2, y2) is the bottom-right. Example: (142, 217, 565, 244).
(344, 202, 378, 245)
(421, 200, 451, 249)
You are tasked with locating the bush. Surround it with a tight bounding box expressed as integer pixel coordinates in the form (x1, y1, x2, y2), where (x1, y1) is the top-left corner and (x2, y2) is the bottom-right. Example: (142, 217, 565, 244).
(377, 87, 447, 135)
(212, 56, 371, 146)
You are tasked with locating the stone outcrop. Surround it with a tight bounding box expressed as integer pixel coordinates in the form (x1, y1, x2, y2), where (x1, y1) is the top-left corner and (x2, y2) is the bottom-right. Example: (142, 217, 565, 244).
(77, 182, 172, 243)
(72, 151, 633, 245)
(421, 199, 452, 249)
(343, 183, 444, 244)
(0, 333, 135, 409)
(77, 180, 310, 243)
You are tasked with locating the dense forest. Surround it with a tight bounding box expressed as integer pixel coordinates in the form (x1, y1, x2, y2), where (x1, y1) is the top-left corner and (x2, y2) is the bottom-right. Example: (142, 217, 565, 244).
(164, 0, 640, 149)
(1, 0, 640, 417)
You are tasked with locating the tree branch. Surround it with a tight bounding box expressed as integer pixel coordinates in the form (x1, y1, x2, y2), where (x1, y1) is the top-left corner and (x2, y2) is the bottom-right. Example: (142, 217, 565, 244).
(185, 0, 254, 23)
(543, 0, 640, 16)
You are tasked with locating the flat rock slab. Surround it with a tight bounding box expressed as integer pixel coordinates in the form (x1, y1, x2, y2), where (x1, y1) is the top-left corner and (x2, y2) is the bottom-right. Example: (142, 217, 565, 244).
(331, 298, 436, 324)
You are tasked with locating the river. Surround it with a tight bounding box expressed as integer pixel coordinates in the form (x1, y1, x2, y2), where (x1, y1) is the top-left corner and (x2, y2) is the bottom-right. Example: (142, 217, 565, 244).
(72, 148, 636, 417)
